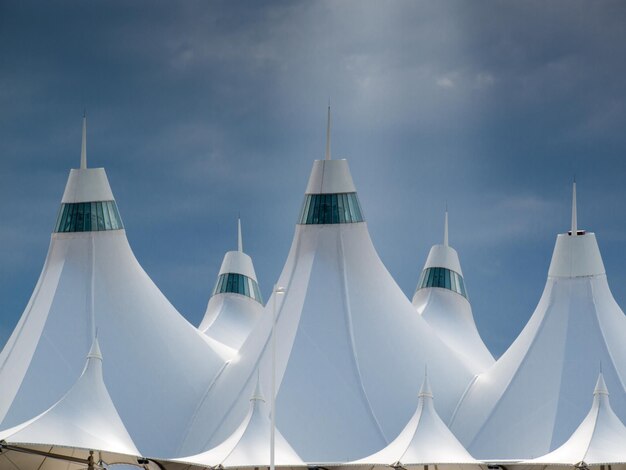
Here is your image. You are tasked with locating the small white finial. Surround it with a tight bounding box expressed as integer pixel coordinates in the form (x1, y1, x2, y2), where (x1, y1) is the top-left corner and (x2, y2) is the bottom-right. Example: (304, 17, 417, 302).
(571, 180, 577, 236)
(250, 369, 265, 402)
(419, 364, 433, 398)
(87, 336, 103, 361)
(444, 206, 449, 247)
(237, 217, 243, 252)
(80, 112, 87, 169)
(594, 372, 609, 396)
(325, 102, 331, 161)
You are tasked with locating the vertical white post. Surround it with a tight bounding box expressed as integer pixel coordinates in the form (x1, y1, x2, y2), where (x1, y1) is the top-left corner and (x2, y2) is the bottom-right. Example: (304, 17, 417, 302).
(443, 208, 449, 247)
(238, 218, 243, 252)
(81, 114, 87, 169)
(571, 181, 577, 236)
(325, 104, 331, 161)
(271, 285, 286, 470)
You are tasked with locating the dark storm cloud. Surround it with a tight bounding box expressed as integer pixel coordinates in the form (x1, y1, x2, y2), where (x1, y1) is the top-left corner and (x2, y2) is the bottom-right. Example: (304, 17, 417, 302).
(1, 1, 625, 356)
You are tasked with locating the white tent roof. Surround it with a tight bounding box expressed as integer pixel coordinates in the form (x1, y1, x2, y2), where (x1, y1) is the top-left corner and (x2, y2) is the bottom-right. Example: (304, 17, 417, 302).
(412, 211, 494, 372)
(0, 119, 228, 457)
(450, 185, 626, 459)
(168, 377, 305, 469)
(199, 219, 264, 350)
(0, 338, 140, 468)
(178, 152, 476, 462)
(528, 373, 626, 466)
(351, 371, 480, 467)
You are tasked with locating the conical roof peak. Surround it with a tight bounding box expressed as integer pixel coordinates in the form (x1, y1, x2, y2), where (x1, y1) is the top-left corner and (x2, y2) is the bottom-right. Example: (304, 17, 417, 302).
(419, 211, 463, 274)
(199, 217, 264, 348)
(175, 377, 305, 468)
(594, 372, 609, 397)
(529, 373, 626, 465)
(60, 119, 116, 204)
(250, 372, 265, 403)
(0, 334, 140, 457)
(418, 367, 433, 399)
(301, 108, 360, 193)
(546, 182, 606, 277)
(305, 158, 356, 194)
(422, 244, 463, 275)
(87, 336, 103, 361)
(352, 366, 477, 466)
(218, 250, 258, 281)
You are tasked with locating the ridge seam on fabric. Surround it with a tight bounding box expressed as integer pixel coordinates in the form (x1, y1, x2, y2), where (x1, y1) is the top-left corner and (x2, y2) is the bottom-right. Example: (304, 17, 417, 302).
(339, 225, 388, 444)
(466, 280, 560, 449)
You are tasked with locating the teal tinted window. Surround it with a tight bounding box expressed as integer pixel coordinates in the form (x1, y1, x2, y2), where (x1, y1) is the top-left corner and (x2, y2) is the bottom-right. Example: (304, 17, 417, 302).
(417, 267, 467, 299)
(213, 272, 263, 304)
(54, 201, 124, 233)
(299, 192, 364, 224)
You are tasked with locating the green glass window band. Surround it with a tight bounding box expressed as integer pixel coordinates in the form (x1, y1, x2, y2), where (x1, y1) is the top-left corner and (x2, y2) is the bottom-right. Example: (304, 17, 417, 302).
(54, 201, 124, 233)
(416, 267, 468, 299)
(298, 192, 364, 224)
(213, 272, 263, 304)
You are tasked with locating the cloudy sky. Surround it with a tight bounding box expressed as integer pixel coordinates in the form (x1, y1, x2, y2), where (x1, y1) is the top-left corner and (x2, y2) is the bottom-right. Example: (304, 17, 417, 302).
(1, 1, 625, 357)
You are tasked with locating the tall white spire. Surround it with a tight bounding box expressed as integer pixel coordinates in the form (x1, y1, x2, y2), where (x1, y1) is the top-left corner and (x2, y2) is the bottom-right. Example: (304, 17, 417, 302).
(80, 113, 87, 169)
(571, 180, 577, 236)
(238, 217, 243, 252)
(325, 103, 331, 160)
(444, 206, 449, 247)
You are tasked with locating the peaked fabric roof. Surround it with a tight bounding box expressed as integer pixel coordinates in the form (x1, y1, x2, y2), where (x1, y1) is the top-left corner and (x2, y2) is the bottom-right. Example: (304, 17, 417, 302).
(351, 371, 480, 467)
(528, 373, 626, 465)
(179, 156, 476, 461)
(450, 189, 626, 459)
(0, 338, 140, 468)
(199, 219, 264, 350)
(0, 119, 228, 457)
(168, 377, 305, 469)
(412, 212, 494, 372)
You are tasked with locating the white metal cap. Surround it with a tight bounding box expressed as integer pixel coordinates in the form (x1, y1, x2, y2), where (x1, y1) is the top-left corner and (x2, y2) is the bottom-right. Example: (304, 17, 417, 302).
(418, 368, 433, 399)
(305, 159, 357, 194)
(548, 232, 605, 278)
(86, 337, 103, 361)
(423, 244, 463, 276)
(61, 168, 115, 203)
(219, 251, 258, 281)
(594, 372, 609, 397)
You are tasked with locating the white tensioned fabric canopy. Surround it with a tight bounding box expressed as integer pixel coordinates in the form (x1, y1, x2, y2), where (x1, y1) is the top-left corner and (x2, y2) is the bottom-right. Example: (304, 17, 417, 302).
(177, 155, 476, 462)
(199, 219, 264, 350)
(157, 376, 305, 470)
(339, 370, 483, 470)
(450, 184, 626, 459)
(412, 211, 494, 372)
(0, 119, 228, 457)
(524, 373, 626, 467)
(0, 338, 142, 469)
